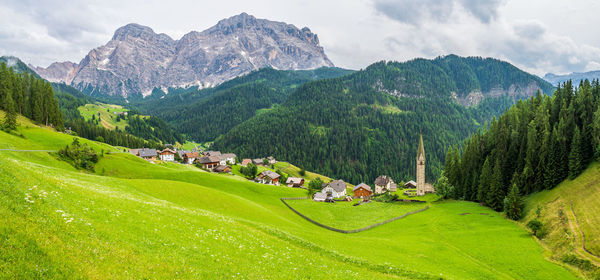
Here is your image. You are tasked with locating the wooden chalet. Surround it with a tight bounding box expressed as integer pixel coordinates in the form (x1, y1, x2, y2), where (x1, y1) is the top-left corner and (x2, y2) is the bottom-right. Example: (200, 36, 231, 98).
(241, 158, 252, 166)
(158, 148, 176, 162)
(256, 170, 280, 185)
(404, 180, 417, 188)
(138, 148, 158, 161)
(213, 165, 232, 173)
(286, 177, 305, 188)
(353, 183, 373, 199)
(198, 156, 221, 170)
(183, 152, 199, 164)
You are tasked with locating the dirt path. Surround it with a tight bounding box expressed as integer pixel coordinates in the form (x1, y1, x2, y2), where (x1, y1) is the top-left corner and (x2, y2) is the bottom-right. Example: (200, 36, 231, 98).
(568, 203, 600, 266)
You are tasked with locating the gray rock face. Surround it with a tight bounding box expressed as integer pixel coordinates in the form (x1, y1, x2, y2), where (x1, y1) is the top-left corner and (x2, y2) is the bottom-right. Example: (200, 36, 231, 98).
(31, 61, 78, 83)
(33, 13, 334, 97)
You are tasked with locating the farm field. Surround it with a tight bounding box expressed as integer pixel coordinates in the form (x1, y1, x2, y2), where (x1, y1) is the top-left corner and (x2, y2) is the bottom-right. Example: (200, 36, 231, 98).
(0, 117, 579, 279)
(77, 103, 130, 130)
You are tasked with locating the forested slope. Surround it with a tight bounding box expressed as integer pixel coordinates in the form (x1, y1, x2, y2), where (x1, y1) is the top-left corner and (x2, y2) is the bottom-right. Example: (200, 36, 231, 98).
(213, 55, 553, 184)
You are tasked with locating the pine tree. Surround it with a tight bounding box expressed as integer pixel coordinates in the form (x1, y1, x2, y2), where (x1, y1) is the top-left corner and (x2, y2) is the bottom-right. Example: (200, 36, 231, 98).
(486, 159, 504, 211)
(568, 126, 584, 179)
(3, 89, 17, 130)
(477, 157, 492, 203)
(504, 184, 524, 220)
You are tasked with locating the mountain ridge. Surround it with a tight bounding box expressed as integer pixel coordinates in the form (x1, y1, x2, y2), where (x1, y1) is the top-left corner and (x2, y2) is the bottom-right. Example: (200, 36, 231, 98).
(32, 13, 334, 98)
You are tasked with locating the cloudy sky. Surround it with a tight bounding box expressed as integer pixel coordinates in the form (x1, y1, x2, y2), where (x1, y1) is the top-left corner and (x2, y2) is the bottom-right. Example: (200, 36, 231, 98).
(1, 0, 599, 76)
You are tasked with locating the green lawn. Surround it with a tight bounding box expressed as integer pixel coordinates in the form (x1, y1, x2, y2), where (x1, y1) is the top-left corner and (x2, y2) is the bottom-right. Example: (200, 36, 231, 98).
(78, 103, 130, 130)
(0, 115, 579, 279)
(286, 199, 427, 230)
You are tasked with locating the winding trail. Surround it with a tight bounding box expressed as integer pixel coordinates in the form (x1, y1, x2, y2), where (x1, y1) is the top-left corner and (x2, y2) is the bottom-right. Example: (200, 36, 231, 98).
(568, 203, 600, 265)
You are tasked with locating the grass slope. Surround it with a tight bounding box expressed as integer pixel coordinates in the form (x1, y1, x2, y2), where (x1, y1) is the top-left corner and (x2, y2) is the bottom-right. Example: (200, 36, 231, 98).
(78, 103, 130, 130)
(0, 116, 578, 279)
(524, 162, 600, 278)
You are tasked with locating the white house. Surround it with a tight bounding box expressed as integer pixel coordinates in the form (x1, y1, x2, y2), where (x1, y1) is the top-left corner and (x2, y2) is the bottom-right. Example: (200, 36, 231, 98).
(322, 179, 347, 198)
(158, 148, 176, 162)
(220, 153, 237, 165)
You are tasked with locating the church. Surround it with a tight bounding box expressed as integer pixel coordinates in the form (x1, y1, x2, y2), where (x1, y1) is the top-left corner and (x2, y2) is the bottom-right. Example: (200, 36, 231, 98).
(416, 133, 435, 196)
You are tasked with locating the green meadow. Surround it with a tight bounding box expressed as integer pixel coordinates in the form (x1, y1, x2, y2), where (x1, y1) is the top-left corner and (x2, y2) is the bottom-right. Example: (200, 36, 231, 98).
(0, 117, 580, 279)
(78, 103, 131, 130)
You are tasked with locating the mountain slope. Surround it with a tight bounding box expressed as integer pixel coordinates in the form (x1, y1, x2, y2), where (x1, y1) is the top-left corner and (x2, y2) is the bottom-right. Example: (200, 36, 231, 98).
(213, 55, 555, 184)
(33, 13, 334, 98)
(133, 66, 353, 141)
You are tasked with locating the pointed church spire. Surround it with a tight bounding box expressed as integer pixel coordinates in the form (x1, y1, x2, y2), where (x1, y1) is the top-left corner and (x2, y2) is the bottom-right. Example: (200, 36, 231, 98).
(417, 132, 425, 160)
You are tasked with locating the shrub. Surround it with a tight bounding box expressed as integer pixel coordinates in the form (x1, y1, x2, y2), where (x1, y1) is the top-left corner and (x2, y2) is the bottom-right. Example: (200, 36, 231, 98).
(308, 177, 323, 196)
(58, 138, 98, 170)
(526, 219, 546, 239)
(435, 174, 454, 199)
(240, 163, 258, 179)
(562, 254, 594, 271)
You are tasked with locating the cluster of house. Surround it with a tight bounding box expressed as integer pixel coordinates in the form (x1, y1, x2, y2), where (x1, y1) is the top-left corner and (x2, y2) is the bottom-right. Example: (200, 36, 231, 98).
(313, 175, 398, 202)
(253, 170, 306, 188)
(313, 173, 435, 202)
(129, 148, 236, 173)
(240, 156, 277, 167)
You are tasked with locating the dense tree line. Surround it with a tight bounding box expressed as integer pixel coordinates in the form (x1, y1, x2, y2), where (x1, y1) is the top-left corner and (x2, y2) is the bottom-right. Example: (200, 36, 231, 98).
(125, 114, 183, 144)
(0, 62, 63, 130)
(444, 80, 600, 211)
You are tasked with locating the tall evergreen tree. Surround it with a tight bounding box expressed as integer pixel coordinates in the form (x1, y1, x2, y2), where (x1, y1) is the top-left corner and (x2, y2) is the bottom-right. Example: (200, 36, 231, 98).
(477, 157, 492, 203)
(568, 126, 584, 179)
(504, 184, 524, 220)
(486, 159, 505, 211)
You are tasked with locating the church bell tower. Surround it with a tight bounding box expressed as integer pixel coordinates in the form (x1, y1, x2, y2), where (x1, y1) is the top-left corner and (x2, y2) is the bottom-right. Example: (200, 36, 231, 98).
(416, 133, 426, 196)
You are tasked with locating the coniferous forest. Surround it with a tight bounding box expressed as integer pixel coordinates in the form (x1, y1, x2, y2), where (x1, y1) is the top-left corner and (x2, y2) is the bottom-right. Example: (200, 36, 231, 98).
(213, 56, 554, 184)
(0, 62, 63, 130)
(443, 80, 600, 211)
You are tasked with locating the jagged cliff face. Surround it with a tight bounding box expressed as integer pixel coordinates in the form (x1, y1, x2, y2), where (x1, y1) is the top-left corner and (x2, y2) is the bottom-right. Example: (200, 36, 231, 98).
(30, 61, 78, 83)
(34, 13, 334, 98)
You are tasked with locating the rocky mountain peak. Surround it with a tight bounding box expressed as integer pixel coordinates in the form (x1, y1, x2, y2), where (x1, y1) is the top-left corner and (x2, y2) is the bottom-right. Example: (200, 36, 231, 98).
(33, 14, 335, 98)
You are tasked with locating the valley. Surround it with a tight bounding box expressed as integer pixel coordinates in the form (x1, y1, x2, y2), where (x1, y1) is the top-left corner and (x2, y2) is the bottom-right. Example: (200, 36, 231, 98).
(0, 116, 579, 279)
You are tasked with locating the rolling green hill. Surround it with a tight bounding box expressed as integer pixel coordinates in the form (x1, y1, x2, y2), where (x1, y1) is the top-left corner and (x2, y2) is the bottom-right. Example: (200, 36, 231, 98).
(212, 55, 554, 185)
(0, 113, 577, 279)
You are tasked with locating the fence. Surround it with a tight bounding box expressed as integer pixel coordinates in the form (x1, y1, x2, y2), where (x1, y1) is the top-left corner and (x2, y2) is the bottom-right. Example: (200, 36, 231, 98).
(280, 197, 429, 234)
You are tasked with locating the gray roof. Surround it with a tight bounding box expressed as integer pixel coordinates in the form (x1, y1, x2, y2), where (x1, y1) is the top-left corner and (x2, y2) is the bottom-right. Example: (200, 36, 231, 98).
(353, 183, 372, 192)
(374, 175, 393, 186)
(139, 148, 157, 157)
(204, 151, 221, 157)
(253, 158, 263, 164)
(220, 153, 236, 159)
(177, 150, 189, 157)
(213, 165, 230, 172)
(328, 179, 347, 192)
(260, 170, 280, 180)
(199, 156, 221, 164)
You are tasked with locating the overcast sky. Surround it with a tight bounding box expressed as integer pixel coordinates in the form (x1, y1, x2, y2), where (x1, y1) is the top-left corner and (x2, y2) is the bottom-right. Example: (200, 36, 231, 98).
(1, 0, 599, 76)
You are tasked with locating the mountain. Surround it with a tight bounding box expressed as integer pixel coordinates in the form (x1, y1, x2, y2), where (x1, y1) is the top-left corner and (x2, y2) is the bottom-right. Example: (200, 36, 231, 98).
(131, 66, 353, 141)
(544, 70, 600, 86)
(30, 61, 78, 83)
(33, 13, 334, 98)
(212, 55, 555, 185)
(0, 56, 41, 78)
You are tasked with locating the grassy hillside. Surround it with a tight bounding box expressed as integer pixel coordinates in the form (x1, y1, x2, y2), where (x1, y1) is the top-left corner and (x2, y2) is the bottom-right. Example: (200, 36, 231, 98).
(524, 162, 600, 278)
(78, 103, 130, 130)
(0, 116, 578, 279)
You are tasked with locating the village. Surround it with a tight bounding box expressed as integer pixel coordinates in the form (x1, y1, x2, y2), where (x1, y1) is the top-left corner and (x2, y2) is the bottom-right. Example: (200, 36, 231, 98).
(126, 133, 436, 204)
